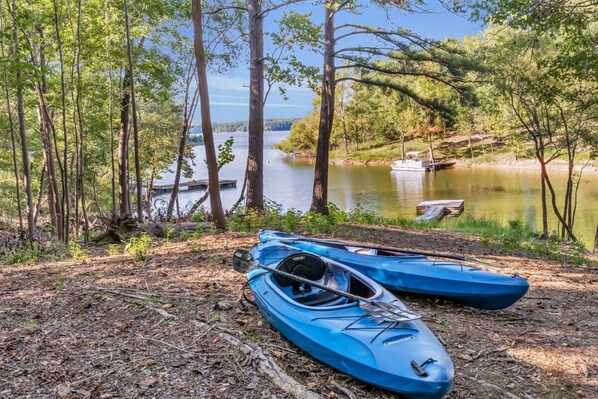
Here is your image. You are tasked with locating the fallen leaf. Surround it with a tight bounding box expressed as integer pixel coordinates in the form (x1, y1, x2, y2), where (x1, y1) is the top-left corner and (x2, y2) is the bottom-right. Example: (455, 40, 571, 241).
(56, 383, 71, 397)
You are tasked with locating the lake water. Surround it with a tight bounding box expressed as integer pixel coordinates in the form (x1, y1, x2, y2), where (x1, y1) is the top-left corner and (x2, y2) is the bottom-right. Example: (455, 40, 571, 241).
(156, 131, 598, 247)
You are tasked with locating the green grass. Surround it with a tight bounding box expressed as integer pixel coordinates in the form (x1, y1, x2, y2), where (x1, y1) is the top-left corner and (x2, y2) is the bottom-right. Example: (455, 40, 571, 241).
(226, 202, 593, 265)
(330, 139, 431, 162)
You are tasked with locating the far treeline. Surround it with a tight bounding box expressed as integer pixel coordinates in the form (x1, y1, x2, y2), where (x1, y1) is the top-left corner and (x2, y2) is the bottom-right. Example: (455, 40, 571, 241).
(0, 0, 596, 250)
(214, 118, 298, 133)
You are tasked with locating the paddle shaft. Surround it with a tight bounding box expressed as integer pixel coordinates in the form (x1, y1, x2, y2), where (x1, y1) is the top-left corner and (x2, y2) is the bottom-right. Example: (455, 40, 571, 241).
(250, 261, 370, 304)
(275, 236, 504, 268)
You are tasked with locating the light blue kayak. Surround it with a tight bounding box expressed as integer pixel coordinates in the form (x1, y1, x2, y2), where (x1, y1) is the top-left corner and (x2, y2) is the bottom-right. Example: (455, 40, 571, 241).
(248, 242, 454, 399)
(258, 230, 529, 310)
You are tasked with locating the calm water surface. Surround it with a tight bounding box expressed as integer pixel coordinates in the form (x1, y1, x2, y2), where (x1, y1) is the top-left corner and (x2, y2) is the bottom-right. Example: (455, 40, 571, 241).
(156, 131, 598, 246)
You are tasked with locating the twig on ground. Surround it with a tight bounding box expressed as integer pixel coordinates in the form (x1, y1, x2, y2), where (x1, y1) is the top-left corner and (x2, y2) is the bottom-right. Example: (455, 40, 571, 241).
(216, 328, 323, 399)
(331, 380, 357, 399)
(461, 374, 523, 399)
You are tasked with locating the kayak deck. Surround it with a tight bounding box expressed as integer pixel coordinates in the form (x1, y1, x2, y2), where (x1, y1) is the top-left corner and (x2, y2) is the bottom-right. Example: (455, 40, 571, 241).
(248, 242, 454, 399)
(258, 230, 529, 310)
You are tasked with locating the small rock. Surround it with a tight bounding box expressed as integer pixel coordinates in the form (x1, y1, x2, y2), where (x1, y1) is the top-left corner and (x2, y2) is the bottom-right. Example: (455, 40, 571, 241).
(139, 376, 158, 390)
(246, 375, 260, 389)
(214, 302, 232, 311)
(56, 383, 71, 397)
(257, 321, 263, 327)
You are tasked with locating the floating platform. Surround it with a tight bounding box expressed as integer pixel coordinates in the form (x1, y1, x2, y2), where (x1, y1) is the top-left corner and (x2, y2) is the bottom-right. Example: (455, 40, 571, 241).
(429, 161, 456, 171)
(415, 199, 464, 222)
(152, 179, 237, 194)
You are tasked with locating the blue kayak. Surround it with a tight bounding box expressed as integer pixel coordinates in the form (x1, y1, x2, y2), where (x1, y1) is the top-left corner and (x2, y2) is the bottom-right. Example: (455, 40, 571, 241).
(258, 230, 529, 310)
(248, 242, 454, 399)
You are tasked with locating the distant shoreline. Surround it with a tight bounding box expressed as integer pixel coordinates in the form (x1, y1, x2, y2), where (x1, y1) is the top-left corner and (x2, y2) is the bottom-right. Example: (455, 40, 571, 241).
(284, 153, 597, 172)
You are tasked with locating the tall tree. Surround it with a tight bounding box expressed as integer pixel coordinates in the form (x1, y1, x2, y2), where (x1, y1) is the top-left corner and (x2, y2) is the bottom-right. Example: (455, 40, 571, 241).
(124, 0, 143, 222)
(10, 0, 34, 236)
(192, 0, 226, 229)
(245, 0, 265, 210)
(310, 0, 471, 213)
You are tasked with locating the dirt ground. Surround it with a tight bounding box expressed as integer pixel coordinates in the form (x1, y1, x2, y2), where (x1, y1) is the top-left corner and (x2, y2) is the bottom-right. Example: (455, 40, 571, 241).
(1, 225, 596, 399)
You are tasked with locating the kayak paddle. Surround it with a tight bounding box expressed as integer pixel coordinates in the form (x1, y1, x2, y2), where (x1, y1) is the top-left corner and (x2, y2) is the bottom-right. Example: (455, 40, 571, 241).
(232, 249, 421, 323)
(269, 234, 506, 269)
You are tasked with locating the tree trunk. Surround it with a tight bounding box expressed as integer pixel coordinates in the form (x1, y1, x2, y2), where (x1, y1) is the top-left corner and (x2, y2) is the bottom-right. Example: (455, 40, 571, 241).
(167, 62, 199, 220)
(53, 0, 70, 242)
(105, 0, 116, 215)
(75, 0, 89, 241)
(245, 0, 264, 211)
(118, 69, 131, 215)
(538, 156, 576, 241)
(400, 131, 405, 160)
(535, 138, 548, 237)
(192, 0, 226, 229)
(124, 0, 143, 222)
(310, 2, 335, 215)
(35, 29, 64, 240)
(428, 132, 435, 163)
(12, 0, 35, 237)
(2, 34, 23, 231)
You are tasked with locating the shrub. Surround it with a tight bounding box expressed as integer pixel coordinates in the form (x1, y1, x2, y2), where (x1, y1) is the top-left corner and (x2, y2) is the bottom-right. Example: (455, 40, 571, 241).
(68, 241, 89, 263)
(125, 233, 153, 261)
(107, 244, 121, 256)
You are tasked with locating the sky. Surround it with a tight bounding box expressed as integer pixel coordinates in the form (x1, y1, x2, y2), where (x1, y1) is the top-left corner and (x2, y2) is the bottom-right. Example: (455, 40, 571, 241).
(204, 1, 484, 123)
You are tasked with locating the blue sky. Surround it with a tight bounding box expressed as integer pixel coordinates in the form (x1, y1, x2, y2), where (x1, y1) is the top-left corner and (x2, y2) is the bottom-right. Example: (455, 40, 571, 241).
(205, 1, 484, 123)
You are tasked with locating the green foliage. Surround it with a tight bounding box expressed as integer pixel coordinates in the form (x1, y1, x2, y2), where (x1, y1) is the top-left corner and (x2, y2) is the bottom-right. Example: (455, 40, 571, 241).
(4, 243, 41, 265)
(107, 244, 121, 256)
(217, 137, 235, 169)
(125, 233, 153, 261)
(68, 241, 89, 263)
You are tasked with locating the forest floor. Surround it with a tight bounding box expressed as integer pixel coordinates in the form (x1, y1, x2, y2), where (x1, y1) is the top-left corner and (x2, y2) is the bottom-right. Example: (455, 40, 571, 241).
(1, 225, 597, 399)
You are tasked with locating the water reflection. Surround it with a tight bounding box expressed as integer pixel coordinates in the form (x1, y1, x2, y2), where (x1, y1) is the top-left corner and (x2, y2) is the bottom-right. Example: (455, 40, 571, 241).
(155, 131, 598, 246)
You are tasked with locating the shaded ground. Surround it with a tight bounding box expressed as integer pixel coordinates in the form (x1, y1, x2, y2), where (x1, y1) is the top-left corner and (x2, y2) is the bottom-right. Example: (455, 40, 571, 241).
(1, 226, 596, 398)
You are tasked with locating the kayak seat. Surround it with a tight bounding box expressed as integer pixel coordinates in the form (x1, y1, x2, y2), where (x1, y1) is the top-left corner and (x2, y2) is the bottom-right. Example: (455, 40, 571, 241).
(294, 290, 339, 306)
(274, 253, 327, 287)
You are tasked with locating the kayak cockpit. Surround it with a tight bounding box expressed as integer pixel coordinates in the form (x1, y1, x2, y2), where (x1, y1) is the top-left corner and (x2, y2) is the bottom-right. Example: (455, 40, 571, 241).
(269, 254, 378, 308)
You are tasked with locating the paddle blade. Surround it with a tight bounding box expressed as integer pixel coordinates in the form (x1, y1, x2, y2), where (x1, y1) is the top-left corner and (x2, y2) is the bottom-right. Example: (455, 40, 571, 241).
(360, 301, 422, 322)
(232, 249, 253, 273)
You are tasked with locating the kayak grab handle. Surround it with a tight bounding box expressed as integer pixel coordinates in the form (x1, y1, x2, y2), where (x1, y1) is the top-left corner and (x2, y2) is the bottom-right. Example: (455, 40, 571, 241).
(411, 358, 436, 377)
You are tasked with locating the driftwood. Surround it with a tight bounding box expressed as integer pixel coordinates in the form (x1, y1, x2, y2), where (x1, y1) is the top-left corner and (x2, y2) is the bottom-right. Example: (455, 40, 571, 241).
(217, 330, 323, 399)
(98, 214, 138, 241)
(149, 222, 211, 237)
(98, 214, 210, 241)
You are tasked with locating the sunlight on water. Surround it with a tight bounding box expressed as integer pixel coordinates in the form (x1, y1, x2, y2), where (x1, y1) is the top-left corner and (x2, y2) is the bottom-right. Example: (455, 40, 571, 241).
(156, 131, 598, 247)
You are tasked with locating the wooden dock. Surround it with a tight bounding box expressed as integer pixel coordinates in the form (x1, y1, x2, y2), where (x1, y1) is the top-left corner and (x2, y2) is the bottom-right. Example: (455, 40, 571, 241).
(415, 199, 464, 222)
(152, 179, 237, 194)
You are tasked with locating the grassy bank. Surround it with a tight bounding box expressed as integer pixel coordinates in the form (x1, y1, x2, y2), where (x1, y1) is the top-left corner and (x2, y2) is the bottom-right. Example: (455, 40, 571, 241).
(225, 203, 592, 265)
(286, 133, 595, 169)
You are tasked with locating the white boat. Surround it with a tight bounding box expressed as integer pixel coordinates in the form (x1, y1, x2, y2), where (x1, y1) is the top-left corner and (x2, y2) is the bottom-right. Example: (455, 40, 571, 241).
(391, 151, 432, 172)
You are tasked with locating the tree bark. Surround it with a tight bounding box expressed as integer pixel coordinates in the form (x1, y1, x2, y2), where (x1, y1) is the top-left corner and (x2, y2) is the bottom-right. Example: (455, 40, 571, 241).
(310, 1, 335, 215)
(35, 28, 64, 240)
(167, 62, 199, 220)
(12, 0, 35, 237)
(77, 0, 89, 241)
(245, 0, 264, 211)
(118, 69, 132, 215)
(593, 224, 598, 254)
(105, 0, 116, 216)
(124, 0, 143, 222)
(192, 0, 226, 229)
(1, 27, 23, 231)
(53, 0, 70, 242)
